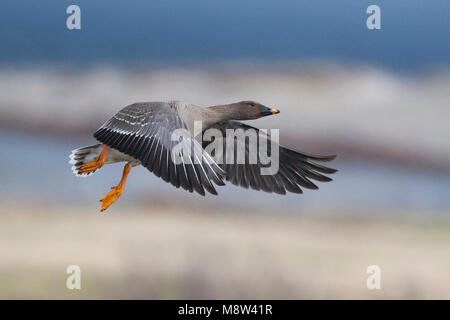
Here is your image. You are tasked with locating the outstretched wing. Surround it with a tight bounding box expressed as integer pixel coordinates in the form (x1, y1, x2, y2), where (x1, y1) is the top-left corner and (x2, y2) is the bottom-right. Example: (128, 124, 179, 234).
(203, 120, 337, 194)
(94, 102, 225, 195)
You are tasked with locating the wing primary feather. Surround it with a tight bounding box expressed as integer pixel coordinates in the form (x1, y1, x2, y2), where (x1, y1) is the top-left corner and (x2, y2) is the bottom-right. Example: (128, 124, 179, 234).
(286, 164, 319, 190)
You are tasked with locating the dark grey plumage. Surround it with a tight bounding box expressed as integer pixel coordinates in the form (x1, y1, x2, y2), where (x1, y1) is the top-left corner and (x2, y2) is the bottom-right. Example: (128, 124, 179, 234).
(204, 121, 336, 195)
(83, 100, 336, 197)
(93, 102, 225, 195)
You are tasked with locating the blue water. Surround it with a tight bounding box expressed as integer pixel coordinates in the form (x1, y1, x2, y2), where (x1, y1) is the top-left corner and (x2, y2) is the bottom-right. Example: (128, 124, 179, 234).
(1, 131, 450, 217)
(1, 0, 449, 72)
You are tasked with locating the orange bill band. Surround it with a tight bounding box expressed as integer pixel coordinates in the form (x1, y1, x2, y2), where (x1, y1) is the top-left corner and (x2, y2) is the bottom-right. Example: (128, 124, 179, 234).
(270, 108, 280, 114)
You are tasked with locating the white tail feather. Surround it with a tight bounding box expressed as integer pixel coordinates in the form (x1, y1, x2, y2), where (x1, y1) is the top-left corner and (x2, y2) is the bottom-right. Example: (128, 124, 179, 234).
(69, 144, 103, 177)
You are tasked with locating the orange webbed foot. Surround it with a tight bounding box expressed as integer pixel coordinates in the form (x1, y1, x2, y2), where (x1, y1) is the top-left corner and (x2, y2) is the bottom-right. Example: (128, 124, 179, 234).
(99, 163, 131, 212)
(79, 145, 109, 173)
(80, 159, 103, 173)
(100, 185, 124, 212)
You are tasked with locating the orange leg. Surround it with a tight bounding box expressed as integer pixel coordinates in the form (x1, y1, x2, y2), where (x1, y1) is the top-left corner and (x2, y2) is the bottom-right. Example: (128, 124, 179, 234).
(100, 163, 132, 212)
(80, 145, 109, 173)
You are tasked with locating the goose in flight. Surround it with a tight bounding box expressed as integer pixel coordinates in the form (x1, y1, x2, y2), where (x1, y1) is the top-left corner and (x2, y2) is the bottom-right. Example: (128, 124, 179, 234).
(69, 101, 337, 211)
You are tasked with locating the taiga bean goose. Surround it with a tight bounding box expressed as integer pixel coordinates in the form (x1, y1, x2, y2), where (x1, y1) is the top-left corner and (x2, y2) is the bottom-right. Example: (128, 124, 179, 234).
(69, 101, 337, 211)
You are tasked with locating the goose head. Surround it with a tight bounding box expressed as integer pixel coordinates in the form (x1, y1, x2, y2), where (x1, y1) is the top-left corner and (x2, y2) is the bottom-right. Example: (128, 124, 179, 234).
(230, 100, 280, 120)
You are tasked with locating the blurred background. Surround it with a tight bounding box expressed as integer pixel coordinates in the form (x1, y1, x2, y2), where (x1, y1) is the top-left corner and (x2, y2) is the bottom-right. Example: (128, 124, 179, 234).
(0, 0, 449, 299)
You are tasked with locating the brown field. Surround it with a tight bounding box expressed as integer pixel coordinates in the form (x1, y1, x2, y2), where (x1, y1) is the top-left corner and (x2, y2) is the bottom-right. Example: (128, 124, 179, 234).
(0, 201, 449, 299)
